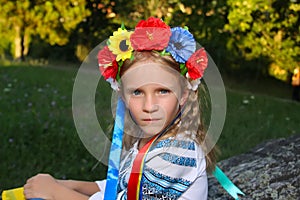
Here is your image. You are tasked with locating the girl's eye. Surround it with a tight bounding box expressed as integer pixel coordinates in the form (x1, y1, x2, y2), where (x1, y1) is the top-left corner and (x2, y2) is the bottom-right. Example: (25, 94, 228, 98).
(159, 89, 170, 94)
(132, 90, 142, 96)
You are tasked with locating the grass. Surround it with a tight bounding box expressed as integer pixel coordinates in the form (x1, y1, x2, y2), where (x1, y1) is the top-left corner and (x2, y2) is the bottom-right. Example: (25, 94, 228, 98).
(217, 72, 300, 159)
(218, 89, 299, 159)
(0, 65, 110, 193)
(1, 65, 299, 193)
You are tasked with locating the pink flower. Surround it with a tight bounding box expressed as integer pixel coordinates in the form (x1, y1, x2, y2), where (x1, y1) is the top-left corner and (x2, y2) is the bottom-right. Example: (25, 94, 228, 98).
(130, 17, 171, 51)
(186, 48, 208, 80)
(98, 46, 118, 80)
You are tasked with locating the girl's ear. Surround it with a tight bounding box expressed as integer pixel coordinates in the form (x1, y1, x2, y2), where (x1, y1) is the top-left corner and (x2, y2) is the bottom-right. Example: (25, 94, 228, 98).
(179, 89, 189, 106)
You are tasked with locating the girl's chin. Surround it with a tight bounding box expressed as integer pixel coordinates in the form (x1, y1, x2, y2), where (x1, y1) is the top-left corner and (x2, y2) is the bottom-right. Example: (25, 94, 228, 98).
(140, 126, 175, 138)
(139, 127, 164, 138)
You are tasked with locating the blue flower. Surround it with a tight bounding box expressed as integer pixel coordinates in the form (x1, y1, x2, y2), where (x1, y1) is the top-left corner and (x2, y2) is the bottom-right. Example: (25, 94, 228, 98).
(166, 27, 196, 63)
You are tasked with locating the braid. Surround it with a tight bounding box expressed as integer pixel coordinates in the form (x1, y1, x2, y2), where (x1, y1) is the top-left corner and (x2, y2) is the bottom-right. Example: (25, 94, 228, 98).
(178, 85, 218, 174)
(159, 85, 219, 174)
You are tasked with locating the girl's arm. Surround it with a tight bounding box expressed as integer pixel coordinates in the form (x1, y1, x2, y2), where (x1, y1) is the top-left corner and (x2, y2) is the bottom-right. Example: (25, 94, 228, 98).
(57, 179, 100, 196)
(24, 174, 100, 200)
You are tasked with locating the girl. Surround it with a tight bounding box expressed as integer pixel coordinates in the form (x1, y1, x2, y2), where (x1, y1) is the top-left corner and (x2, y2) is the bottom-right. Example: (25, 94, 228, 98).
(24, 17, 218, 200)
(92, 16, 218, 199)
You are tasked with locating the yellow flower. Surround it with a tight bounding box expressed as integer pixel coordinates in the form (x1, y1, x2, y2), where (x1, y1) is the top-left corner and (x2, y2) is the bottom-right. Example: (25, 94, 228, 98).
(108, 28, 133, 61)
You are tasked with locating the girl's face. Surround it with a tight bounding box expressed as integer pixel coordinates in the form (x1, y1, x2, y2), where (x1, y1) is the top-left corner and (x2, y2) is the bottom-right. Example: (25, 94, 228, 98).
(121, 62, 187, 138)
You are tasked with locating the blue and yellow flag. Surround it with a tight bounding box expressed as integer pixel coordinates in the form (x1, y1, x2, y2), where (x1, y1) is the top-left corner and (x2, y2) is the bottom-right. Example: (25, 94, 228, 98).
(2, 187, 42, 200)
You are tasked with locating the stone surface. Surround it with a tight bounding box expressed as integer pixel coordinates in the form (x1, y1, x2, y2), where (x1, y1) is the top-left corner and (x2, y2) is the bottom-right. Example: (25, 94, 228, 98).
(208, 134, 300, 200)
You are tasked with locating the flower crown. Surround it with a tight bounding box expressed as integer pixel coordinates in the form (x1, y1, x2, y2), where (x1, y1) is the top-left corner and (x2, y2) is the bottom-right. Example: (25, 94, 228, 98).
(98, 17, 208, 91)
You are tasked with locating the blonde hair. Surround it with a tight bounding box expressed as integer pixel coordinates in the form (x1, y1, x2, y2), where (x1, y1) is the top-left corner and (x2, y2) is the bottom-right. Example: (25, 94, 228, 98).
(120, 51, 218, 173)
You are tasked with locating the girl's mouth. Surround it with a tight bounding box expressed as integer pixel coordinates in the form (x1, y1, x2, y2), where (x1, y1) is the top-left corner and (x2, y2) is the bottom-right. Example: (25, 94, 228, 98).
(142, 118, 161, 122)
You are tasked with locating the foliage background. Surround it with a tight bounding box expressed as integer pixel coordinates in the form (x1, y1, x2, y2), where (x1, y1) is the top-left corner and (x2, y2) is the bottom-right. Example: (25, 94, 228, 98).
(0, 0, 299, 80)
(0, 0, 299, 195)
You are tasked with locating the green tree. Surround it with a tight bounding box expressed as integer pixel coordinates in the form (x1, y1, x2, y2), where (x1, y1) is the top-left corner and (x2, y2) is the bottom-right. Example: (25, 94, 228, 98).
(73, 0, 118, 61)
(112, 0, 229, 69)
(0, 0, 90, 60)
(225, 0, 300, 81)
(173, 0, 229, 68)
(110, 0, 185, 27)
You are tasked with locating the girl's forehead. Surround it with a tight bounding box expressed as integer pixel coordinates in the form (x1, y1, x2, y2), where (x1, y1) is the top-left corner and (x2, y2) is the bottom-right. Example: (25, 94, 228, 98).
(121, 63, 183, 89)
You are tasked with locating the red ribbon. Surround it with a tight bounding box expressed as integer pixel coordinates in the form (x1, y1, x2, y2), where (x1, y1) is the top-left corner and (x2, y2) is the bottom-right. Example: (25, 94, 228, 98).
(127, 136, 158, 200)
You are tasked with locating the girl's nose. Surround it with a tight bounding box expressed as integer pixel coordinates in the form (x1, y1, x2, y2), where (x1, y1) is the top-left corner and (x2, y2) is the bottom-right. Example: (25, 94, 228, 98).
(143, 94, 158, 113)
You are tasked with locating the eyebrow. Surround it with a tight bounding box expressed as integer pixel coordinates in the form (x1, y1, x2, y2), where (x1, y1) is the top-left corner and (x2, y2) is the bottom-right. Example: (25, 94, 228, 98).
(124, 85, 178, 93)
(124, 87, 138, 92)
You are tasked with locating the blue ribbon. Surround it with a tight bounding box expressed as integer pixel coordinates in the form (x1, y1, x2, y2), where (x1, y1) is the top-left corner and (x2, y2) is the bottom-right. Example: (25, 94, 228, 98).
(103, 98, 126, 200)
(213, 166, 245, 199)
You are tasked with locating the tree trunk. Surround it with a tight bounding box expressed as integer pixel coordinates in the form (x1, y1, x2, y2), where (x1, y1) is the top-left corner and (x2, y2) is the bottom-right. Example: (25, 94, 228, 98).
(14, 25, 22, 60)
(14, 25, 25, 61)
(23, 32, 29, 56)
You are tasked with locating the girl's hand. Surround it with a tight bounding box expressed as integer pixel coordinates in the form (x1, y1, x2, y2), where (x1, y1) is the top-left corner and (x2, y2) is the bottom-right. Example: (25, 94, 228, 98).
(24, 174, 59, 200)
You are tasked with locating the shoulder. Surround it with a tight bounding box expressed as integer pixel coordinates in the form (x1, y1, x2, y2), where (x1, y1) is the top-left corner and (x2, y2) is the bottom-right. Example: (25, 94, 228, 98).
(142, 133, 207, 198)
(155, 132, 206, 162)
(147, 133, 206, 176)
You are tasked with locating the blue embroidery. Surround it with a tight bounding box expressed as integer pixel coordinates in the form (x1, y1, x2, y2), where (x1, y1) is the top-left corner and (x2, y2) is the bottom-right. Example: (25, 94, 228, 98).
(120, 192, 127, 200)
(141, 166, 192, 199)
(144, 166, 192, 187)
(143, 171, 189, 192)
(142, 182, 179, 200)
(159, 153, 197, 167)
(154, 139, 195, 150)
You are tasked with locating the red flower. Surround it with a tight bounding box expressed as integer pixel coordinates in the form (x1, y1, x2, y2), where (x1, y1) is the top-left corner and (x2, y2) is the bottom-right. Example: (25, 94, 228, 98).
(135, 17, 170, 28)
(186, 48, 208, 79)
(98, 46, 118, 80)
(130, 17, 171, 51)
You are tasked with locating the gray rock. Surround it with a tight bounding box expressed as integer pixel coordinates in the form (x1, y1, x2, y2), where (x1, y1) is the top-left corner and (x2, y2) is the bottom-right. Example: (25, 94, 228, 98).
(208, 134, 300, 200)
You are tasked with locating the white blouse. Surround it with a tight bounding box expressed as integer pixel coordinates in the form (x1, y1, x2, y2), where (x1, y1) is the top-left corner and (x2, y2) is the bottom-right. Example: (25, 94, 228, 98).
(89, 135, 207, 200)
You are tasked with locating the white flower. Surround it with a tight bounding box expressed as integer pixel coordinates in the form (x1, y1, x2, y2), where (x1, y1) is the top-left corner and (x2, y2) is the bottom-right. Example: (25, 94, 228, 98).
(187, 78, 201, 91)
(107, 78, 120, 91)
(242, 99, 249, 104)
(51, 101, 56, 107)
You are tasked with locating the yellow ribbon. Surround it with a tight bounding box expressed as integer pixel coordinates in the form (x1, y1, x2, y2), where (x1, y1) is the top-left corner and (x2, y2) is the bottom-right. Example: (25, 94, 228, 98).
(2, 187, 25, 200)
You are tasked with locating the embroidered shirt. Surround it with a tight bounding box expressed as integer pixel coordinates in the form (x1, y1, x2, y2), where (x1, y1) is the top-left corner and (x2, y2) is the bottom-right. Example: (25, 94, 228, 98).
(89, 134, 207, 200)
